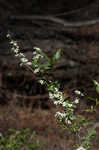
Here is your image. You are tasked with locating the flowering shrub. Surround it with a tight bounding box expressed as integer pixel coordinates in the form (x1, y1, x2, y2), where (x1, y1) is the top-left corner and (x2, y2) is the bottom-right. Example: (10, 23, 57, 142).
(7, 33, 96, 150)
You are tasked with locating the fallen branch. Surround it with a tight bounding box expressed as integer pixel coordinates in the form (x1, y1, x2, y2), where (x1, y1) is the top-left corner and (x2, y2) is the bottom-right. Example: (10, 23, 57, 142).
(9, 15, 99, 28)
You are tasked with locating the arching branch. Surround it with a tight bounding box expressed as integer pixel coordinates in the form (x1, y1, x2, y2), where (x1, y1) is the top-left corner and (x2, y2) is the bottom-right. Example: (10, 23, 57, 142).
(9, 15, 99, 28)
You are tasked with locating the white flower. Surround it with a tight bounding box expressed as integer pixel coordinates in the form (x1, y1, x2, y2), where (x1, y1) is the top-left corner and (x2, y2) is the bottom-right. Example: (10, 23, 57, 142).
(68, 104, 73, 107)
(55, 111, 66, 118)
(75, 90, 81, 95)
(13, 42, 17, 46)
(33, 54, 41, 59)
(76, 146, 86, 150)
(75, 90, 84, 96)
(54, 100, 62, 105)
(7, 33, 10, 38)
(74, 98, 79, 104)
(62, 102, 67, 107)
(20, 63, 23, 66)
(15, 54, 19, 57)
(58, 91, 63, 95)
(54, 101, 59, 105)
(19, 53, 25, 57)
(67, 120, 71, 124)
(54, 91, 63, 98)
(39, 80, 44, 85)
(26, 62, 32, 66)
(54, 88, 59, 92)
(55, 111, 61, 117)
(65, 118, 71, 124)
(34, 68, 40, 73)
(33, 47, 41, 52)
(15, 52, 24, 57)
(11, 47, 15, 51)
(14, 49, 19, 54)
(33, 51, 37, 55)
(10, 40, 14, 44)
(49, 92, 54, 99)
(20, 58, 28, 63)
(53, 93, 59, 98)
(62, 102, 73, 108)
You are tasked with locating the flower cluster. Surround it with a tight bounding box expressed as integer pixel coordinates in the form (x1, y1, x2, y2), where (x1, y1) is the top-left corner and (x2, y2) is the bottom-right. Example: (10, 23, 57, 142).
(32, 47, 44, 74)
(48, 84, 80, 125)
(7, 33, 32, 66)
(76, 146, 86, 150)
(46, 81, 82, 125)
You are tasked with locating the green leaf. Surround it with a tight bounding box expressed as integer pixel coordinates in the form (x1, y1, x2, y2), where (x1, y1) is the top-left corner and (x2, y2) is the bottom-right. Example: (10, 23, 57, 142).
(52, 49, 61, 62)
(88, 130, 96, 137)
(44, 62, 52, 71)
(93, 80, 99, 94)
(82, 136, 87, 141)
(93, 80, 99, 86)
